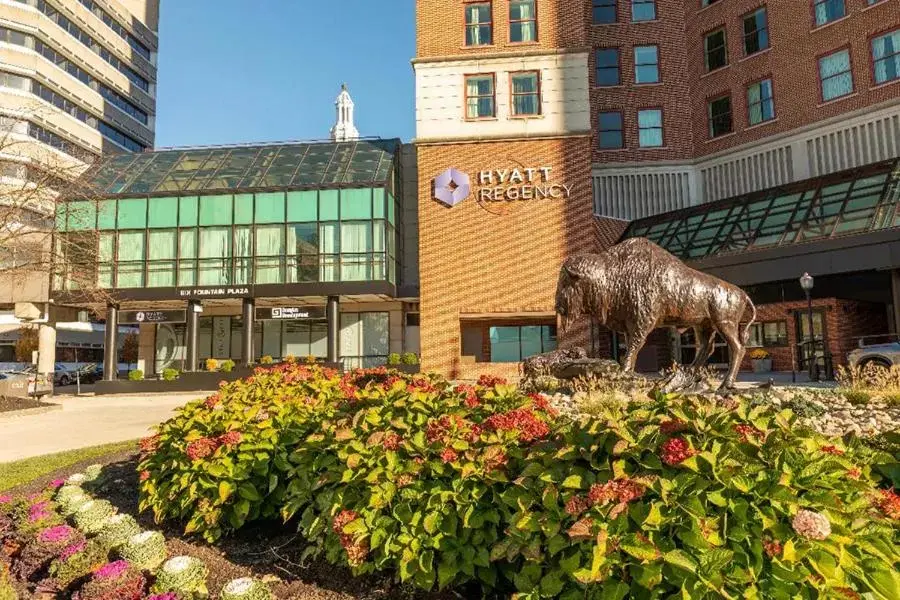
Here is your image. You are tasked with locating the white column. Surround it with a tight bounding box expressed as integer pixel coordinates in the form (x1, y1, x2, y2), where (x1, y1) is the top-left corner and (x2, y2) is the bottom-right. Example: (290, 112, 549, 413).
(37, 323, 56, 379)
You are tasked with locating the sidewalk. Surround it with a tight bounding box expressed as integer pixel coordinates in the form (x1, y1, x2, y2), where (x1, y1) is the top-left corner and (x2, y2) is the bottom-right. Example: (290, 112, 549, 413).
(0, 393, 201, 463)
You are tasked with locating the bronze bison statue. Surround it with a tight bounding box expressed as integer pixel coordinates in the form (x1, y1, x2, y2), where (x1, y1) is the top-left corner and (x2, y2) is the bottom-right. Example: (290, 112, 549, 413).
(555, 237, 756, 390)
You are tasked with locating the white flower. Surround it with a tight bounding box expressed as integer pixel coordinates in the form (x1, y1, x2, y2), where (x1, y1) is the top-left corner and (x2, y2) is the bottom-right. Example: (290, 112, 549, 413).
(163, 556, 194, 573)
(132, 530, 158, 544)
(76, 500, 95, 512)
(67, 473, 86, 484)
(223, 578, 254, 595)
(792, 509, 831, 540)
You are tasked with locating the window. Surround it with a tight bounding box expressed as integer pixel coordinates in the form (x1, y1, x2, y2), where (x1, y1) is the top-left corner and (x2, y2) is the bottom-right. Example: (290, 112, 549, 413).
(510, 71, 541, 116)
(743, 8, 769, 55)
(489, 324, 557, 362)
(340, 312, 389, 369)
(818, 48, 853, 101)
(748, 321, 788, 347)
(634, 45, 660, 83)
(510, 0, 537, 42)
(872, 30, 900, 85)
(598, 111, 624, 148)
(705, 29, 728, 71)
(747, 79, 775, 125)
(464, 74, 495, 118)
(595, 48, 620, 85)
(637, 109, 663, 147)
(708, 95, 733, 137)
(465, 2, 492, 46)
(813, 0, 845, 27)
(593, 0, 616, 24)
(701, 0, 722, 5)
(631, 0, 656, 21)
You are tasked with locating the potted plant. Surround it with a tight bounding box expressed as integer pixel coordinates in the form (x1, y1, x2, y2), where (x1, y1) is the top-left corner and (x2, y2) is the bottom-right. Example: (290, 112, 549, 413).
(396, 352, 420, 374)
(750, 348, 772, 373)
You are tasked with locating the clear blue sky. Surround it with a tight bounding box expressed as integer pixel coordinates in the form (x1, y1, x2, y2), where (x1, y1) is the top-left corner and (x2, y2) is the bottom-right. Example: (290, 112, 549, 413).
(154, 0, 416, 148)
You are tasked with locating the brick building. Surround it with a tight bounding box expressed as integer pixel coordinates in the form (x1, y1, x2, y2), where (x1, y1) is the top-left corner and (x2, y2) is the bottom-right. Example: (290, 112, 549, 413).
(413, 0, 900, 379)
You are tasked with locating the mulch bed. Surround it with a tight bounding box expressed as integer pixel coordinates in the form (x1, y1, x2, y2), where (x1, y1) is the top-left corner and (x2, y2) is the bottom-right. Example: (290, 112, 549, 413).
(7, 450, 469, 600)
(0, 395, 54, 415)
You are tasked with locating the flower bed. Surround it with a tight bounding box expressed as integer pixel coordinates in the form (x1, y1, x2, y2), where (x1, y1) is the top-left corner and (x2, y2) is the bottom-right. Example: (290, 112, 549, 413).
(139, 364, 900, 598)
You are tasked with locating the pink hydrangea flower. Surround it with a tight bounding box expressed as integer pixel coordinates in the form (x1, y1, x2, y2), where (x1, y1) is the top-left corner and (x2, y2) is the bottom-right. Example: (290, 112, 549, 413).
(94, 560, 129, 580)
(38, 525, 74, 544)
(48, 479, 66, 490)
(792, 509, 831, 540)
(0, 494, 12, 504)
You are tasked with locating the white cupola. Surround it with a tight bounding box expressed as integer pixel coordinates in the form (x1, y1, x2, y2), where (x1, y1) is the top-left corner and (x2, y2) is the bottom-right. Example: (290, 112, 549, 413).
(330, 83, 360, 142)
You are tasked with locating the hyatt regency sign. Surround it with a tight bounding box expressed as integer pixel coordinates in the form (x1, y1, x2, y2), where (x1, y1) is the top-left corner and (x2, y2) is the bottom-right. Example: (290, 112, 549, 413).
(433, 166, 572, 207)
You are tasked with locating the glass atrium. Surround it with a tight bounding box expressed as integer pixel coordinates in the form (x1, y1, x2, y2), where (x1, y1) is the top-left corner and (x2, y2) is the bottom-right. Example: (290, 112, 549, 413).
(54, 140, 402, 291)
(623, 159, 900, 261)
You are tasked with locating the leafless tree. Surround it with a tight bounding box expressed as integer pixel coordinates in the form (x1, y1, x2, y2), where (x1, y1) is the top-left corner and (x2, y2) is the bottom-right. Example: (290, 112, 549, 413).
(0, 109, 117, 311)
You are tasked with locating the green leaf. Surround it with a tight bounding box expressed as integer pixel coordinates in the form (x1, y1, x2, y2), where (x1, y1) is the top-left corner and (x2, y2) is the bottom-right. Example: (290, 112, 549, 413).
(423, 511, 440, 535)
(548, 534, 568, 557)
(238, 483, 261, 502)
(559, 550, 581, 575)
(664, 549, 698, 572)
(599, 581, 630, 600)
(631, 563, 663, 588)
(540, 570, 565, 596)
(437, 556, 457, 589)
(562, 474, 583, 489)
(621, 534, 659, 561)
(861, 560, 900, 600)
(218, 480, 235, 503)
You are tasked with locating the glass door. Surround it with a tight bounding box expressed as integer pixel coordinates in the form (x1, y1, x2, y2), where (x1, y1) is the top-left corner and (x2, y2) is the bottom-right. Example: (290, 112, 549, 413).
(795, 309, 827, 375)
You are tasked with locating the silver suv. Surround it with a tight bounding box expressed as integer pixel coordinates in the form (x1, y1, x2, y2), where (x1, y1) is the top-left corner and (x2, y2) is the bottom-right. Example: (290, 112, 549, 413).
(847, 335, 900, 369)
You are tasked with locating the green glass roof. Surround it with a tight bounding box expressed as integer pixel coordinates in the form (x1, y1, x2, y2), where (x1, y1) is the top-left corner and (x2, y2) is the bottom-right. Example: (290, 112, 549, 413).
(85, 138, 400, 195)
(623, 158, 900, 261)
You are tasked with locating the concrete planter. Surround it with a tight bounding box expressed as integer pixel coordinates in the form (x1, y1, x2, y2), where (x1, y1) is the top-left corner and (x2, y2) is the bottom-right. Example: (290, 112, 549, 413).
(751, 358, 773, 373)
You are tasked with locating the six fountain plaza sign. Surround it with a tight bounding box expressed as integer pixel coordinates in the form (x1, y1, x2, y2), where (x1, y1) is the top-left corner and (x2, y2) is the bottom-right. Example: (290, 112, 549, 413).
(433, 166, 573, 207)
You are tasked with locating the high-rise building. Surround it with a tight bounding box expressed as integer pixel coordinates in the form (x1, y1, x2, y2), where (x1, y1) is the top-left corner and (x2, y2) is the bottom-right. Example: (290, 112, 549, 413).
(413, 0, 900, 378)
(0, 0, 157, 160)
(0, 0, 158, 376)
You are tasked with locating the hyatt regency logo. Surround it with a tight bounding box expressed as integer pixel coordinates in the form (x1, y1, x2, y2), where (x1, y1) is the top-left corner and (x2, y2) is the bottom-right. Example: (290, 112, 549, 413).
(433, 167, 471, 207)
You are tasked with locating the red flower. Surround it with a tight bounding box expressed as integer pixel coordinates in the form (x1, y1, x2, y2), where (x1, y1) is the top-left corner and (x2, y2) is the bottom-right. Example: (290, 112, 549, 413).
(332, 509, 360, 534)
(477, 374, 507, 387)
(659, 419, 688, 434)
(203, 394, 220, 409)
(564, 495, 590, 517)
(484, 409, 550, 443)
(763, 538, 782, 558)
(733, 424, 764, 443)
(185, 437, 219, 461)
(588, 478, 644, 506)
(139, 434, 160, 454)
(383, 432, 402, 451)
(440, 448, 458, 463)
(821, 445, 844, 455)
(874, 488, 900, 520)
(483, 449, 508, 472)
(139, 470, 150, 482)
(218, 431, 243, 447)
(468, 424, 483, 443)
(660, 437, 694, 466)
(846, 467, 861, 480)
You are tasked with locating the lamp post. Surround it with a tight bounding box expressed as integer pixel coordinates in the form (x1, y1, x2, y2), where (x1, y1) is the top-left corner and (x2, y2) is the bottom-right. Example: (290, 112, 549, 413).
(799, 273, 815, 381)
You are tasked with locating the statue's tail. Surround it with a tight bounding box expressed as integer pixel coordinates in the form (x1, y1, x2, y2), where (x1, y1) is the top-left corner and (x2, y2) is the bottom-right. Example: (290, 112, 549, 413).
(741, 294, 757, 345)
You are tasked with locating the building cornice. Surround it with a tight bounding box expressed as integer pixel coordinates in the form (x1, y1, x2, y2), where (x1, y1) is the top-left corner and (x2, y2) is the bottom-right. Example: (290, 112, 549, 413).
(414, 132, 592, 146)
(411, 47, 591, 66)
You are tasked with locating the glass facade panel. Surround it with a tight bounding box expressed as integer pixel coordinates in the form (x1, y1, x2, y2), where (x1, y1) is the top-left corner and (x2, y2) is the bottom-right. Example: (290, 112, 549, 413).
(340, 188, 372, 220)
(320, 222, 339, 282)
(199, 195, 233, 226)
(255, 224, 285, 284)
(198, 227, 231, 285)
(255, 192, 286, 223)
(287, 190, 318, 222)
(319, 189, 339, 221)
(234, 193, 254, 224)
(116, 231, 144, 287)
(117, 198, 146, 229)
(373, 188, 386, 219)
(148, 197, 179, 228)
(67, 201, 96, 230)
(147, 229, 176, 287)
(179, 196, 199, 226)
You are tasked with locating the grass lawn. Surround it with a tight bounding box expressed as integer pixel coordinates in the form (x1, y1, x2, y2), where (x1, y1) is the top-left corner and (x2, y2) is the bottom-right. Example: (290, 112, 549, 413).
(0, 439, 138, 491)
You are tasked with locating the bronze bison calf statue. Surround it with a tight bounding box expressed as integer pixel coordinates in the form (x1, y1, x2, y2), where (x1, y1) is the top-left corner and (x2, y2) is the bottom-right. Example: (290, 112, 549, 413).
(555, 237, 755, 390)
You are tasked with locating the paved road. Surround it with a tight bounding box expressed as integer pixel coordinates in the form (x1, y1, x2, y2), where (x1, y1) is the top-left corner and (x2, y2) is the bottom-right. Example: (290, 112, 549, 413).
(0, 393, 201, 463)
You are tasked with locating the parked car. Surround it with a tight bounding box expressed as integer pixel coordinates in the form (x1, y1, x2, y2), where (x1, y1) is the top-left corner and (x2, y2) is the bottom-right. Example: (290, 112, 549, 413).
(847, 335, 900, 369)
(54, 363, 74, 386)
(0, 369, 53, 397)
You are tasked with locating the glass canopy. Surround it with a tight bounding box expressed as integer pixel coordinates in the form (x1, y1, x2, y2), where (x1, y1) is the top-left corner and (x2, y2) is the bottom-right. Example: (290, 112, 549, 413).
(623, 159, 900, 260)
(85, 139, 400, 195)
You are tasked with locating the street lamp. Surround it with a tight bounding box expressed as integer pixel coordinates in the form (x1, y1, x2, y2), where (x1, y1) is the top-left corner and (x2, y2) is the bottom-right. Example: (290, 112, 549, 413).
(799, 273, 815, 381)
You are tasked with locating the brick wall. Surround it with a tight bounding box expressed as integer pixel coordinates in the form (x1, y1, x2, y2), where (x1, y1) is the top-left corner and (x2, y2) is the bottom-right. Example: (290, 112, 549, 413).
(417, 137, 606, 379)
(416, 0, 587, 59)
(740, 297, 889, 372)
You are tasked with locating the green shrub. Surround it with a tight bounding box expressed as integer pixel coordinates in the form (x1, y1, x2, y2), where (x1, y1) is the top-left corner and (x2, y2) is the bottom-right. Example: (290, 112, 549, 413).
(118, 530, 166, 570)
(73, 499, 116, 535)
(842, 389, 872, 405)
(48, 539, 109, 588)
(387, 353, 401, 365)
(401, 352, 418, 365)
(220, 577, 273, 600)
(151, 555, 208, 598)
(128, 370, 144, 382)
(139, 365, 900, 598)
(95, 514, 141, 550)
(220, 359, 235, 373)
(259, 355, 273, 365)
(162, 368, 180, 382)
